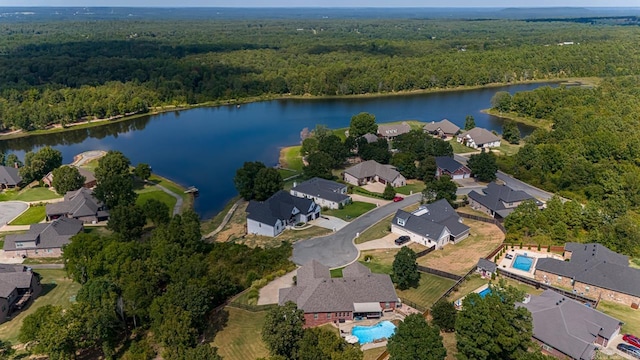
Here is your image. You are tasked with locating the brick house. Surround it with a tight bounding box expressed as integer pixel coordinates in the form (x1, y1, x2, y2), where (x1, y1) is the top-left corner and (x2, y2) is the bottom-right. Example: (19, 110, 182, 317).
(435, 156, 471, 180)
(246, 190, 320, 237)
(42, 166, 97, 189)
(45, 188, 109, 223)
(279, 261, 399, 327)
(0, 165, 22, 189)
(468, 182, 543, 219)
(3, 217, 84, 258)
(343, 160, 406, 188)
(535, 243, 640, 307)
(290, 177, 351, 210)
(518, 290, 621, 360)
(0, 264, 42, 324)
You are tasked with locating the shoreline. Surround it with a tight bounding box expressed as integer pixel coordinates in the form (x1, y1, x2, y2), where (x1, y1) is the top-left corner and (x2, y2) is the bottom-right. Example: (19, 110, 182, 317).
(0, 77, 594, 142)
(481, 108, 553, 130)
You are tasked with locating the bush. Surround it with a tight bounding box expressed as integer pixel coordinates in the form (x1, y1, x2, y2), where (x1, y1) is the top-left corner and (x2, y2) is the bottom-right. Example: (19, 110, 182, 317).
(338, 202, 344, 210)
(491, 272, 496, 280)
(547, 245, 551, 252)
(519, 242, 523, 249)
(537, 244, 541, 251)
(364, 255, 373, 262)
(382, 183, 396, 200)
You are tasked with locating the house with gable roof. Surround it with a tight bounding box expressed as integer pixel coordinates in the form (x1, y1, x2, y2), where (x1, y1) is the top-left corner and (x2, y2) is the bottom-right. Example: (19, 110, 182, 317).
(377, 122, 411, 140)
(468, 182, 542, 219)
(45, 188, 109, 223)
(435, 156, 471, 180)
(0, 264, 42, 324)
(391, 199, 470, 249)
(246, 190, 320, 237)
(518, 289, 622, 360)
(424, 119, 461, 138)
(42, 166, 97, 189)
(0, 165, 22, 189)
(456, 127, 501, 149)
(290, 177, 351, 210)
(343, 160, 406, 188)
(279, 260, 399, 327)
(535, 243, 640, 307)
(3, 217, 83, 258)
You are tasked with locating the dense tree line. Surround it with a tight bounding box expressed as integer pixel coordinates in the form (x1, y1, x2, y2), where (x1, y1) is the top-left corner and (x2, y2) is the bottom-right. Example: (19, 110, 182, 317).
(2, 19, 640, 130)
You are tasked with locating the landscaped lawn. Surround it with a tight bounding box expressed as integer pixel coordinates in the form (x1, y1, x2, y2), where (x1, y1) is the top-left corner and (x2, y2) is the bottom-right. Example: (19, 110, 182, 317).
(355, 203, 420, 244)
(278, 168, 299, 180)
(148, 174, 190, 210)
(135, 188, 177, 215)
(446, 274, 490, 302)
(363, 348, 387, 360)
(0, 269, 81, 344)
(448, 139, 476, 154)
(397, 273, 456, 310)
(359, 249, 397, 275)
(0, 187, 61, 202)
(394, 180, 425, 196)
(323, 201, 376, 221)
(8, 205, 46, 225)
(279, 145, 303, 171)
(211, 307, 269, 360)
(598, 301, 640, 335)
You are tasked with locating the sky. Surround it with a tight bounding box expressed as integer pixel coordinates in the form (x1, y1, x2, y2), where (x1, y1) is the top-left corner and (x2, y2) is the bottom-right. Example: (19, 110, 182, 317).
(2, 0, 640, 7)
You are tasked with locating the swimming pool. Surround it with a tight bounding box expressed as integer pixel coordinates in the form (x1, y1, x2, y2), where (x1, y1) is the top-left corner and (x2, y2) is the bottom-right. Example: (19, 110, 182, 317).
(478, 287, 492, 298)
(512, 255, 534, 272)
(352, 321, 396, 344)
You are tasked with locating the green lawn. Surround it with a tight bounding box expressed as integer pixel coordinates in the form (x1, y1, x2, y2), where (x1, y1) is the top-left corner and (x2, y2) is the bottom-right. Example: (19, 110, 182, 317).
(448, 139, 476, 154)
(278, 168, 299, 180)
(211, 307, 269, 360)
(135, 188, 177, 215)
(395, 181, 425, 196)
(0, 187, 61, 202)
(397, 273, 456, 310)
(446, 274, 490, 302)
(323, 201, 376, 221)
(0, 269, 81, 344)
(363, 348, 387, 360)
(8, 205, 46, 225)
(330, 268, 344, 278)
(355, 215, 393, 244)
(280, 145, 304, 172)
(597, 301, 640, 335)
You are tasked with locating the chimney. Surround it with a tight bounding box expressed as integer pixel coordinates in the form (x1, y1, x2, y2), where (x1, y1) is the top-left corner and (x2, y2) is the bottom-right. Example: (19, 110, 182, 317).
(14, 162, 18, 168)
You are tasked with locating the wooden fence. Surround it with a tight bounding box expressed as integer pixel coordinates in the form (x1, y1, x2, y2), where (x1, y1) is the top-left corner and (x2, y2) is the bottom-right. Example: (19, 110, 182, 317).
(485, 243, 506, 261)
(415, 245, 436, 258)
(457, 212, 506, 234)
(417, 265, 463, 281)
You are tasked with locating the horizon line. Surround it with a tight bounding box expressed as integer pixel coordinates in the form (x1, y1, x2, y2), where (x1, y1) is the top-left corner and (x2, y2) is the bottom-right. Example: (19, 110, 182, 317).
(3, 5, 640, 9)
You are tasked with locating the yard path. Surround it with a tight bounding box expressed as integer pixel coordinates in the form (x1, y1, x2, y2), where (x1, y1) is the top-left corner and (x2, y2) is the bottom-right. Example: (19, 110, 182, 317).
(202, 198, 243, 240)
(154, 183, 183, 216)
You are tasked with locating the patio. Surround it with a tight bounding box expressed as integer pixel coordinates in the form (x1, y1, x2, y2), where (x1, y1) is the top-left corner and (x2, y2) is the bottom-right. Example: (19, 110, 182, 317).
(497, 248, 564, 279)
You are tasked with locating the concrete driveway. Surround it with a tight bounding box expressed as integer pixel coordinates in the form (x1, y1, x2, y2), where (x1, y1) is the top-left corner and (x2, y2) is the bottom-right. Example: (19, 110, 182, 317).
(356, 233, 402, 251)
(309, 215, 349, 231)
(292, 193, 422, 268)
(0, 201, 28, 227)
(600, 334, 637, 360)
(258, 270, 296, 305)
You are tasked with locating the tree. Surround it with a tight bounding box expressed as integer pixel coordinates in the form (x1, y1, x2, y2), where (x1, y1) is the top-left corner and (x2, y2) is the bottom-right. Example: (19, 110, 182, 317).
(19, 146, 62, 183)
(417, 156, 437, 182)
(233, 161, 266, 200)
(455, 281, 532, 360)
(134, 163, 152, 181)
(262, 301, 305, 359)
(392, 247, 420, 290)
(490, 91, 513, 112)
(51, 166, 85, 195)
(94, 150, 131, 182)
(5, 153, 21, 168)
(349, 112, 377, 138)
(303, 152, 333, 180)
(387, 314, 446, 360)
(143, 198, 171, 225)
(430, 300, 457, 332)
(107, 204, 147, 240)
(383, 183, 396, 200)
(62, 232, 105, 284)
(391, 152, 418, 179)
(464, 115, 476, 131)
(299, 327, 363, 360)
(253, 168, 284, 201)
(94, 174, 137, 209)
(423, 175, 457, 205)
(312, 124, 332, 142)
(318, 134, 348, 168)
(300, 137, 319, 157)
(358, 137, 391, 164)
(502, 120, 520, 144)
(467, 150, 497, 182)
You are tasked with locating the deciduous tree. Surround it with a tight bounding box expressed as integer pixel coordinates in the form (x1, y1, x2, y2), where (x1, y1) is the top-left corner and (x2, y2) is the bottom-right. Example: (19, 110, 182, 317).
(51, 166, 85, 195)
(253, 168, 284, 201)
(107, 204, 147, 240)
(142, 198, 171, 225)
(502, 120, 520, 144)
(134, 163, 152, 181)
(423, 175, 457, 205)
(95, 150, 131, 182)
(392, 247, 420, 290)
(388, 314, 446, 360)
(383, 183, 396, 200)
(233, 161, 266, 200)
(303, 152, 333, 180)
(94, 174, 137, 209)
(430, 300, 457, 332)
(464, 115, 476, 131)
(349, 112, 377, 138)
(19, 146, 62, 183)
(467, 150, 497, 182)
(262, 301, 305, 359)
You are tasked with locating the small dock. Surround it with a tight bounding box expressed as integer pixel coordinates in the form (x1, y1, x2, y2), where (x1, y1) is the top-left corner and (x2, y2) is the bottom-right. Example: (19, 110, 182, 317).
(184, 186, 199, 195)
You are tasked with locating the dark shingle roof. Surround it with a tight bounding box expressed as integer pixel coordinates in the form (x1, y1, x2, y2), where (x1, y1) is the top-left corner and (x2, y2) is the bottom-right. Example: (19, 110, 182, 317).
(377, 122, 411, 137)
(457, 127, 500, 145)
(477, 258, 497, 273)
(435, 156, 469, 174)
(291, 178, 350, 203)
(344, 160, 403, 183)
(519, 290, 621, 360)
(394, 199, 469, 239)
(0, 165, 21, 187)
(362, 133, 379, 143)
(3, 217, 84, 251)
(0, 264, 34, 299)
(246, 190, 316, 225)
(45, 188, 105, 218)
(536, 243, 640, 297)
(468, 182, 539, 217)
(280, 261, 398, 313)
(423, 119, 460, 135)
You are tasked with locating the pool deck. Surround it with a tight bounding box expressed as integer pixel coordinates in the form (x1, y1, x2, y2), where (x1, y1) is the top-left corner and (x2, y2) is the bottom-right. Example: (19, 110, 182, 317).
(454, 283, 490, 308)
(335, 310, 409, 350)
(497, 248, 564, 279)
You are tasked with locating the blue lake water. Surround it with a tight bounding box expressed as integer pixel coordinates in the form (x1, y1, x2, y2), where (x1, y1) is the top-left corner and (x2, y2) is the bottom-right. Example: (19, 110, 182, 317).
(352, 320, 396, 344)
(0, 82, 557, 218)
(513, 255, 534, 272)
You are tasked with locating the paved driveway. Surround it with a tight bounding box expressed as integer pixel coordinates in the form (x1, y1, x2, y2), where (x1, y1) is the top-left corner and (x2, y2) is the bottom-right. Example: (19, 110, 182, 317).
(292, 193, 422, 268)
(309, 215, 349, 231)
(257, 270, 296, 305)
(0, 201, 28, 227)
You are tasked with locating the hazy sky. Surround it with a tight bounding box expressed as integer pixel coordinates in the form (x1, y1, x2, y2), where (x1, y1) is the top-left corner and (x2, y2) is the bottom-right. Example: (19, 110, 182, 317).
(3, 0, 640, 7)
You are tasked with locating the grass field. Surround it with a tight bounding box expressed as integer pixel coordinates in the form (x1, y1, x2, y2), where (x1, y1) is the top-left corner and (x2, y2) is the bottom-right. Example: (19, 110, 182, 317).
(0, 187, 61, 202)
(397, 273, 456, 310)
(448, 139, 477, 154)
(446, 274, 489, 302)
(8, 205, 46, 225)
(323, 201, 376, 221)
(135, 188, 177, 215)
(597, 301, 640, 335)
(0, 269, 81, 344)
(278, 168, 300, 180)
(363, 348, 387, 360)
(148, 174, 190, 211)
(355, 203, 420, 244)
(211, 307, 269, 360)
(279, 146, 304, 171)
(394, 180, 425, 196)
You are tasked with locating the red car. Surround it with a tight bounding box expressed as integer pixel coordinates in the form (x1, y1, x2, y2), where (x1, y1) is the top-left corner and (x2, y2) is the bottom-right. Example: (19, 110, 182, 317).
(393, 196, 404, 202)
(624, 334, 640, 348)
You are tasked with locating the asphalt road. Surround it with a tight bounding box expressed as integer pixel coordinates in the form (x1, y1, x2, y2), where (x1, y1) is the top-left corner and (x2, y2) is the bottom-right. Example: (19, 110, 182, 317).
(292, 193, 422, 268)
(0, 201, 28, 227)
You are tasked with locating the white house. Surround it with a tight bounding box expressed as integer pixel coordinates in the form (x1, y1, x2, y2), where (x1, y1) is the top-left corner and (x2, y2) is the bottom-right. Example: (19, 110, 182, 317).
(456, 127, 501, 149)
(246, 191, 320, 237)
(290, 177, 351, 210)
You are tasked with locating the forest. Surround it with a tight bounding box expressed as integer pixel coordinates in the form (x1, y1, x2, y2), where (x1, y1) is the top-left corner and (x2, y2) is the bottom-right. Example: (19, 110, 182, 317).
(1, 18, 640, 130)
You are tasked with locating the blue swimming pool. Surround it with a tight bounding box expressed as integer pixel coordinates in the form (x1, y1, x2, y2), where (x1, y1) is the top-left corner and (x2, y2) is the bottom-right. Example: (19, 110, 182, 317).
(513, 255, 534, 272)
(352, 321, 396, 344)
(478, 287, 492, 298)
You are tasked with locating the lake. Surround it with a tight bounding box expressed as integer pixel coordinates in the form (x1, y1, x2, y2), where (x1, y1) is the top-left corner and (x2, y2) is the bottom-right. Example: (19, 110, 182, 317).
(0, 82, 555, 219)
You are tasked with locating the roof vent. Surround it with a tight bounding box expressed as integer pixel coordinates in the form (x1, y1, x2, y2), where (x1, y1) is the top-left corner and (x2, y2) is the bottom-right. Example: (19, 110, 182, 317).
(556, 302, 559, 305)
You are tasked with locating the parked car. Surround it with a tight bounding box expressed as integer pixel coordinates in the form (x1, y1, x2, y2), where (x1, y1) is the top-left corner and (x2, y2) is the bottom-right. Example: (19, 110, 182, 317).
(617, 343, 640, 358)
(393, 196, 404, 202)
(505, 254, 514, 260)
(395, 236, 410, 246)
(624, 334, 640, 348)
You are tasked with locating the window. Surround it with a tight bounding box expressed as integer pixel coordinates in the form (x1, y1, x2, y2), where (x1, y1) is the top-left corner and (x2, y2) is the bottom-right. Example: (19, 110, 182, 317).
(314, 313, 318, 320)
(385, 302, 390, 309)
(585, 287, 590, 293)
(327, 313, 331, 319)
(557, 276, 562, 281)
(542, 344, 553, 352)
(397, 218, 405, 226)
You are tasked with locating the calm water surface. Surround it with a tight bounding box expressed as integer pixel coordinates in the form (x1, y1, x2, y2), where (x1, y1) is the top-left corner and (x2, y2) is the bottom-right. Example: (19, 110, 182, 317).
(0, 83, 555, 219)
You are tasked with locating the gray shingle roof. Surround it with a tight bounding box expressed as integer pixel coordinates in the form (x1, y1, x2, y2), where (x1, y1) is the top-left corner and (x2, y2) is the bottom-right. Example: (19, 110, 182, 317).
(468, 182, 539, 218)
(344, 160, 402, 184)
(423, 119, 460, 135)
(457, 127, 500, 146)
(0, 165, 21, 187)
(246, 190, 317, 225)
(435, 156, 470, 175)
(280, 260, 398, 313)
(377, 122, 411, 138)
(291, 178, 350, 204)
(3, 217, 83, 251)
(477, 258, 497, 273)
(45, 188, 105, 218)
(0, 264, 35, 299)
(362, 133, 379, 143)
(536, 243, 640, 297)
(394, 199, 469, 239)
(518, 290, 621, 360)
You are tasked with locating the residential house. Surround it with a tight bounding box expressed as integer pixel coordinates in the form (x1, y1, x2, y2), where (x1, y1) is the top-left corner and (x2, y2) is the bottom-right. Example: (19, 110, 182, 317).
(456, 127, 501, 149)
(246, 190, 320, 237)
(343, 160, 406, 187)
(0, 165, 22, 189)
(290, 177, 351, 210)
(391, 199, 470, 249)
(435, 156, 471, 180)
(377, 122, 411, 140)
(535, 243, 640, 307)
(0, 264, 42, 324)
(3, 217, 84, 258)
(279, 260, 399, 327)
(45, 188, 109, 223)
(468, 182, 542, 219)
(518, 290, 622, 360)
(424, 119, 461, 138)
(42, 166, 97, 189)
(476, 258, 497, 278)
(361, 133, 379, 144)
